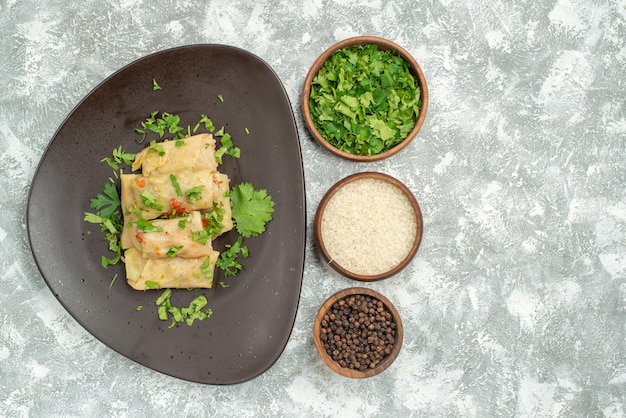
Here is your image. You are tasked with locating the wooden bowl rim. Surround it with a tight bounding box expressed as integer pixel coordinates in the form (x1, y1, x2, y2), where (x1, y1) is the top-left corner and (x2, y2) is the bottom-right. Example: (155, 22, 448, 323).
(314, 171, 423, 281)
(313, 287, 404, 378)
(302, 35, 429, 162)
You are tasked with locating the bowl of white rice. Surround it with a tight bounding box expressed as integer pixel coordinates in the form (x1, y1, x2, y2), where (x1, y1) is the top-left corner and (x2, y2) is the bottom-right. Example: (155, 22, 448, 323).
(314, 172, 423, 281)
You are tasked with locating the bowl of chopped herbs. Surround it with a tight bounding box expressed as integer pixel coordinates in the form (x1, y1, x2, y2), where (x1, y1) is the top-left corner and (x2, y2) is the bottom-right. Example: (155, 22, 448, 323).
(302, 36, 428, 161)
(313, 287, 403, 378)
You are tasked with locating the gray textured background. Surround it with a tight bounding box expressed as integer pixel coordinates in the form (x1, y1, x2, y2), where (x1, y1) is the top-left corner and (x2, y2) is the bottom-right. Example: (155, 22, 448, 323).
(1, 0, 626, 417)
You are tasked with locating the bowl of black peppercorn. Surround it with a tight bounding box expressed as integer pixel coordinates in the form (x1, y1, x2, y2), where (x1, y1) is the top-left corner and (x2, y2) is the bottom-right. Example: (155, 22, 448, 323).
(313, 287, 403, 378)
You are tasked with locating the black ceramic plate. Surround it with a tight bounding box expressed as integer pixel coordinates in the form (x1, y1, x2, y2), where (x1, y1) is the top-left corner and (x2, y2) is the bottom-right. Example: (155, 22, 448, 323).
(27, 45, 306, 384)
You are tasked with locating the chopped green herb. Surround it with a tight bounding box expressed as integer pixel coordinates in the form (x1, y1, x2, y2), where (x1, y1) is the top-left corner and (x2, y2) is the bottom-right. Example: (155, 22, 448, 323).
(154, 290, 213, 327)
(230, 183, 275, 238)
(101, 146, 136, 171)
(219, 281, 229, 288)
(185, 185, 204, 204)
(109, 274, 118, 289)
(136, 305, 143, 311)
(218, 94, 224, 102)
(169, 174, 183, 196)
(192, 229, 210, 245)
(193, 114, 215, 133)
(85, 178, 123, 268)
(148, 140, 166, 156)
(202, 201, 225, 238)
(245, 128, 250, 135)
(132, 209, 164, 233)
(178, 219, 187, 229)
(136, 111, 185, 141)
(216, 236, 248, 277)
(175, 139, 186, 147)
(141, 190, 163, 210)
(214, 132, 240, 164)
(145, 280, 161, 289)
(308, 43, 421, 156)
(166, 246, 183, 257)
(200, 256, 214, 279)
(152, 79, 161, 91)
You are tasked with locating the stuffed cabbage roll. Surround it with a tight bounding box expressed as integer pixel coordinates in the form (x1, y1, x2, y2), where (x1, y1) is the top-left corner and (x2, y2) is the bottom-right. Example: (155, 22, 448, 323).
(124, 247, 219, 290)
(120, 169, 215, 221)
(131, 133, 217, 176)
(211, 172, 234, 236)
(124, 211, 214, 258)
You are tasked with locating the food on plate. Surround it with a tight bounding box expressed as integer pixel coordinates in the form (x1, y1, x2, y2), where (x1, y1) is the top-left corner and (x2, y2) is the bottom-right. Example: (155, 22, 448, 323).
(84, 108, 276, 327)
(124, 247, 219, 290)
(120, 133, 233, 290)
(123, 211, 216, 259)
(131, 133, 218, 175)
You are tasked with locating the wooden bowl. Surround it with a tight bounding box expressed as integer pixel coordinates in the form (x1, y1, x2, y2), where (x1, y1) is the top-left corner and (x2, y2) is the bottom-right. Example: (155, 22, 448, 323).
(313, 287, 403, 378)
(302, 36, 428, 161)
(314, 172, 423, 281)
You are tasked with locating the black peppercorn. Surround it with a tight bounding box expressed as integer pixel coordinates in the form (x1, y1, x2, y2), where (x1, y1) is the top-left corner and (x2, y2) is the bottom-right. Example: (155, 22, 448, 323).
(319, 294, 396, 372)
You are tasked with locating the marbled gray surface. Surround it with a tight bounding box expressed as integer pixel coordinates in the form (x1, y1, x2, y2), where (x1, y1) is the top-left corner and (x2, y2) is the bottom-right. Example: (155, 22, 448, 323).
(1, 0, 625, 416)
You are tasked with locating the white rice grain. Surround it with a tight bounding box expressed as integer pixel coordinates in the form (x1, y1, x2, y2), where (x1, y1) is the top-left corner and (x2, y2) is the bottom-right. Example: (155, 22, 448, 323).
(320, 177, 417, 275)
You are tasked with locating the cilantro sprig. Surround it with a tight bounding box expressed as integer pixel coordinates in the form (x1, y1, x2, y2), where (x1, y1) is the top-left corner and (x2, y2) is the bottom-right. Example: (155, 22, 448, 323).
(230, 183, 275, 238)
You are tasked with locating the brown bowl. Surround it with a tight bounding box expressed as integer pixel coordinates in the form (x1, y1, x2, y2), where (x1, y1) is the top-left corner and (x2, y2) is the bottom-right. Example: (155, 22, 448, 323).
(302, 36, 428, 161)
(314, 172, 423, 281)
(313, 287, 403, 378)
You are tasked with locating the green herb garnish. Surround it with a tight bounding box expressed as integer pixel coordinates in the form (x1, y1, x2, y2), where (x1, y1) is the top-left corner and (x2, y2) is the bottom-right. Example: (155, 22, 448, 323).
(136, 112, 185, 142)
(166, 246, 183, 257)
(141, 190, 163, 211)
(155, 290, 213, 327)
(148, 140, 166, 156)
(216, 236, 249, 277)
(308, 43, 421, 155)
(169, 173, 183, 196)
(85, 179, 123, 268)
(152, 79, 161, 91)
(185, 185, 204, 204)
(230, 183, 275, 238)
(203, 201, 225, 238)
(101, 146, 136, 172)
(89, 181, 120, 219)
(214, 131, 240, 165)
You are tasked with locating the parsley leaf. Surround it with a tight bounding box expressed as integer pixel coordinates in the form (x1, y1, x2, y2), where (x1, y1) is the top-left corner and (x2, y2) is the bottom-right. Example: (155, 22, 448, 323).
(230, 183, 275, 238)
(101, 146, 136, 171)
(90, 181, 120, 219)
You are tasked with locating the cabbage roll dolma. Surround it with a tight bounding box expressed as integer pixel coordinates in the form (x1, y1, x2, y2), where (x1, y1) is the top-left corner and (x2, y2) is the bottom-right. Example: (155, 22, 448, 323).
(124, 247, 219, 290)
(125, 211, 214, 258)
(120, 170, 215, 249)
(211, 172, 234, 237)
(131, 133, 217, 176)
